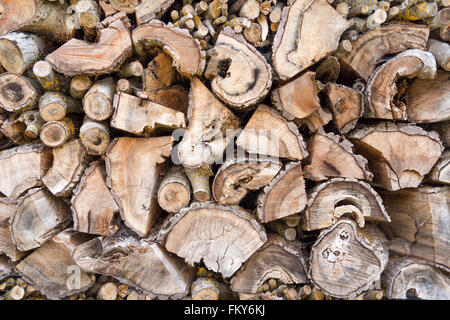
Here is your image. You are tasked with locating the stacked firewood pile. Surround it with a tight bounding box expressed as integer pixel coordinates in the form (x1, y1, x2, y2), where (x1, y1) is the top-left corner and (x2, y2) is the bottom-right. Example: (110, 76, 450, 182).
(0, 0, 449, 301)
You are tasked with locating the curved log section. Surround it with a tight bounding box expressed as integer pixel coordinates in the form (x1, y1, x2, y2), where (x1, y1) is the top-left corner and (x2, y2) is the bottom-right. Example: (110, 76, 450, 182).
(0, 199, 24, 261)
(426, 150, 450, 185)
(132, 20, 205, 76)
(157, 166, 191, 213)
(0, 73, 39, 113)
(309, 218, 389, 299)
(302, 178, 390, 231)
(45, 19, 132, 76)
(0, 0, 37, 37)
(340, 24, 429, 81)
(212, 156, 282, 205)
(231, 234, 308, 294)
(272, 0, 352, 81)
(105, 136, 173, 237)
(158, 202, 267, 278)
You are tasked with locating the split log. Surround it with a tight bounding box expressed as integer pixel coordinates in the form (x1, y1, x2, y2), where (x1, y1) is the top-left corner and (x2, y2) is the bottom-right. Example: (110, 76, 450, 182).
(257, 162, 307, 223)
(231, 234, 308, 294)
(0, 0, 38, 37)
(309, 218, 389, 299)
(157, 166, 191, 214)
(157, 202, 267, 278)
(340, 24, 429, 81)
(315, 56, 340, 83)
(426, 150, 450, 184)
(39, 118, 76, 148)
(0, 199, 24, 261)
(10, 187, 72, 251)
(0, 32, 45, 74)
(236, 105, 308, 161)
(71, 161, 120, 236)
(405, 70, 450, 123)
(105, 136, 173, 237)
(349, 123, 443, 191)
(79, 117, 110, 156)
(111, 92, 186, 136)
(73, 228, 195, 299)
(70, 75, 92, 100)
(430, 122, 450, 148)
(15, 230, 94, 300)
(177, 77, 240, 168)
(191, 277, 235, 300)
(0, 113, 30, 145)
(45, 19, 132, 76)
(381, 186, 450, 270)
(212, 156, 282, 205)
(272, 0, 352, 81)
(0, 144, 51, 200)
(0, 255, 14, 280)
(381, 258, 450, 300)
(297, 107, 332, 132)
(153, 86, 190, 114)
(132, 20, 205, 76)
(183, 166, 212, 202)
(304, 132, 372, 181)
(33, 61, 65, 92)
(135, 0, 175, 25)
(0, 73, 39, 113)
(206, 27, 272, 110)
(42, 139, 88, 197)
(143, 52, 174, 93)
(39, 91, 82, 122)
(110, 0, 140, 13)
(83, 77, 115, 121)
(4, 285, 25, 300)
(365, 49, 436, 120)
(427, 39, 450, 71)
(302, 178, 390, 231)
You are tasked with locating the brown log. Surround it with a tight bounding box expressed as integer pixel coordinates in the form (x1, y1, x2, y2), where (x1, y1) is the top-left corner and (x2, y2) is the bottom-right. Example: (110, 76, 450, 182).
(79, 117, 110, 156)
(83, 77, 115, 121)
(157, 202, 267, 278)
(0, 73, 40, 113)
(135, 0, 175, 25)
(426, 150, 450, 184)
(297, 106, 332, 132)
(105, 136, 173, 237)
(70, 75, 92, 100)
(39, 118, 76, 148)
(157, 166, 191, 214)
(266, 220, 297, 241)
(118, 60, 144, 78)
(0, 199, 24, 261)
(71, 161, 120, 236)
(0, 0, 38, 37)
(428, 8, 450, 42)
(39, 91, 82, 122)
(315, 56, 340, 83)
(191, 277, 235, 300)
(430, 122, 450, 148)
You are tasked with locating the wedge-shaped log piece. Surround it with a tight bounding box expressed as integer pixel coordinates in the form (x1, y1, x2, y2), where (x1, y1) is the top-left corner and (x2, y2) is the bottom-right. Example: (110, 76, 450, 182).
(340, 24, 429, 81)
(426, 150, 450, 185)
(132, 20, 205, 76)
(42, 139, 88, 197)
(157, 166, 191, 214)
(158, 202, 267, 278)
(302, 178, 390, 231)
(0, 73, 39, 113)
(0, 144, 52, 200)
(11, 187, 72, 251)
(381, 258, 450, 300)
(324, 83, 363, 134)
(111, 93, 185, 136)
(231, 234, 308, 293)
(213, 156, 282, 205)
(366, 50, 436, 120)
(178, 77, 240, 168)
(309, 218, 389, 299)
(73, 228, 195, 299)
(0, 0, 37, 37)
(257, 162, 307, 223)
(0, 199, 24, 261)
(16, 230, 94, 300)
(381, 186, 450, 270)
(135, 0, 175, 25)
(105, 137, 173, 237)
(405, 70, 450, 123)
(304, 132, 372, 181)
(207, 27, 272, 109)
(349, 123, 443, 191)
(45, 19, 132, 76)
(237, 105, 308, 160)
(272, 0, 352, 81)
(71, 161, 119, 236)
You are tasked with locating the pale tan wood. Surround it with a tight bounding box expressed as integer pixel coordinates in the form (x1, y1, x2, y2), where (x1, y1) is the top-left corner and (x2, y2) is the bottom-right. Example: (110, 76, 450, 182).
(0, 199, 24, 261)
(297, 106, 332, 132)
(33, 61, 64, 92)
(4, 285, 25, 300)
(0, 73, 39, 113)
(83, 77, 115, 121)
(426, 150, 450, 184)
(70, 75, 92, 100)
(266, 221, 297, 241)
(157, 166, 191, 213)
(79, 117, 110, 156)
(135, 0, 175, 25)
(39, 91, 82, 122)
(0, 255, 14, 280)
(183, 166, 212, 202)
(97, 283, 117, 301)
(118, 60, 144, 78)
(427, 39, 450, 71)
(191, 277, 235, 300)
(39, 118, 76, 148)
(315, 56, 340, 83)
(0, 0, 38, 37)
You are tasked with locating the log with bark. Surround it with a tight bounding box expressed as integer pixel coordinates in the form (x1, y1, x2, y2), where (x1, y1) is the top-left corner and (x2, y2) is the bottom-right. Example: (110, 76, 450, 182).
(0, 73, 40, 113)
(157, 166, 191, 214)
(0, 0, 38, 37)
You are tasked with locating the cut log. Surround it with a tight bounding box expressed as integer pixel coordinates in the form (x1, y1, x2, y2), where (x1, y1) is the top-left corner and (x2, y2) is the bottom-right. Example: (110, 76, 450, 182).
(257, 162, 307, 223)
(39, 91, 82, 122)
(33, 61, 64, 92)
(118, 60, 144, 79)
(39, 118, 76, 148)
(10, 187, 72, 251)
(315, 56, 340, 83)
(302, 178, 390, 231)
(236, 105, 308, 160)
(427, 39, 450, 71)
(266, 221, 297, 241)
(157, 202, 267, 278)
(79, 117, 110, 156)
(212, 156, 282, 205)
(349, 122, 443, 191)
(0, 199, 24, 261)
(230, 234, 308, 294)
(340, 24, 429, 81)
(183, 166, 212, 202)
(74, 0, 100, 39)
(309, 218, 389, 299)
(132, 20, 205, 76)
(381, 186, 450, 270)
(70, 75, 92, 100)
(381, 258, 450, 300)
(83, 77, 115, 121)
(71, 161, 120, 236)
(0, 0, 38, 37)
(365, 49, 437, 120)
(405, 70, 450, 123)
(42, 139, 88, 197)
(177, 77, 240, 168)
(157, 166, 191, 214)
(153, 86, 189, 114)
(206, 27, 272, 110)
(324, 83, 363, 134)
(303, 132, 372, 181)
(110, 0, 140, 13)
(143, 52, 174, 93)
(105, 136, 173, 237)
(0, 144, 51, 200)
(135, 0, 175, 25)
(191, 277, 235, 300)
(0, 73, 39, 113)
(111, 92, 186, 136)
(0, 113, 30, 145)
(272, 0, 352, 81)
(0, 255, 14, 280)
(297, 106, 332, 132)
(426, 150, 450, 184)
(45, 19, 132, 76)
(73, 228, 195, 299)
(15, 230, 94, 299)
